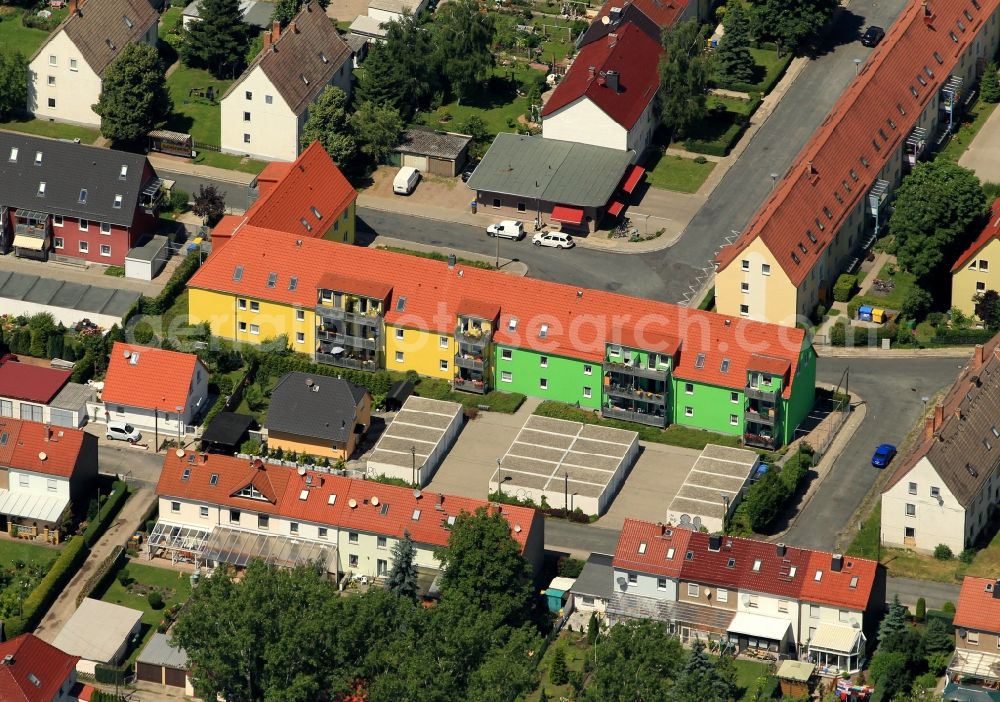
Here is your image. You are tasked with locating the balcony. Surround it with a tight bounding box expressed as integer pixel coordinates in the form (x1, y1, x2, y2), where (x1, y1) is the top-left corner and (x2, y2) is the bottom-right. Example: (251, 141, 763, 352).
(453, 377, 487, 394)
(454, 353, 485, 371)
(603, 361, 669, 382)
(455, 325, 490, 347)
(315, 306, 382, 327)
(605, 384, 666, 405)
(601, 407, 667, 428)
(316, 330, 377, 350)
(745, 386, 778, 402)
(744, 433, 778, 450)
(315, 353, 377, 371)
(745, 409, 776, 426)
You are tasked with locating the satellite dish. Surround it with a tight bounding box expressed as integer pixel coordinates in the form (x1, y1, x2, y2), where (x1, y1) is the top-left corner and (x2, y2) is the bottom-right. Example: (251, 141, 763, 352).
(514, 525, 522, 533)
(371, 496, 379, 506)
(175, 449, 185, 458)
(297, 466, 306, 476)
(123, 349, 132, 358)
(413, 489, 422, 499)
(348, 498, 358, 509)
(600, 14, 609, 24)
(38, 452, 47, 461)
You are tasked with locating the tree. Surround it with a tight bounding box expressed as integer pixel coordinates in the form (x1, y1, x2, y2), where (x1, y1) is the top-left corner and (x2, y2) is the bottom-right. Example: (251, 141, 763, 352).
(386, 529, 418, 600)
(749, 0, 838, 56)
(981, 61, 1000, 103)
(879, 595, 910, 645)
(672, 640, 738, 702)
(433, 0, 494, 104)
(889, 161, 987, 280)
(549, 645, 569, 685)
(658, 20, 713, 137)
(583, 621, 684, 702)
(192, 185, 226, 225)
(92, 44, 171, 145)
(351, 101, 403, 165)
(717, 1, 756, 84)
(974, 289, 1000, 329)
(921, 617, 954, 655)
(435, 506, 534, 629)
(464, 626, 543, 702)
(587, 612, 600, 645)
(867, 650, 913, 702)
(0, 52, 28, 120)
(271, 0, 329, 26)
(180, 0, 247, 78)
(354, 15, 439, 119)
(900, 286, 933, 320)
(300, 86, 358, 167)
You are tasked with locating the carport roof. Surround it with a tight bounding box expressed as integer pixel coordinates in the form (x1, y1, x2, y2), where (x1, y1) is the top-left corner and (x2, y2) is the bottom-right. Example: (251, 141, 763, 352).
(0, 271, 140, 320)
(367, 396, 462, 469)
(466, 132, 635, 207)
(395, 129, 472, 161)
(667, 444, 759, 524)
(572, 552, 613, 599)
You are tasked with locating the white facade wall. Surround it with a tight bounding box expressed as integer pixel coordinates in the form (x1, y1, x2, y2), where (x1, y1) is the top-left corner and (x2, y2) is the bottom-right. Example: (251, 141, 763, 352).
(625, 98, 657, 156)
(103, 360, 209, 435)
(611, 566, 677, 600)
(881, 457, 966, 554)
(543, 97, 630, 152)
(7, 469, 72, 502)
(0, 396, 86, 427)
(573, 592, 607, 617)
(798, 602, 864, 644)
(736, 590, 801, 644)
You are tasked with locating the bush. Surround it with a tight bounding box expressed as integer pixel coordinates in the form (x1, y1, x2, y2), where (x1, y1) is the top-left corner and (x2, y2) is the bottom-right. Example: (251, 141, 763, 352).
(118, 569, 132, 587)
(83, 481, 129, 547)
(833, 273, 858, 302)
(557, 557, 585, 578)
(942, 601, 956, 614)
(933, 544, 953, 560)
(931, 328, 997, 345)
(915, 597, 926, 621)
(148, 590, 165, 610)
(959, 548, 976, 564)
(693, 155, 708, 164)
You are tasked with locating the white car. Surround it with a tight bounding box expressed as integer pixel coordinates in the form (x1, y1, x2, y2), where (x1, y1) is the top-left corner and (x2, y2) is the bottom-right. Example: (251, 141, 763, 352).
(106, 421, 142, 444)
(486, 220, 524, 240)
(532, 231, 575, 249)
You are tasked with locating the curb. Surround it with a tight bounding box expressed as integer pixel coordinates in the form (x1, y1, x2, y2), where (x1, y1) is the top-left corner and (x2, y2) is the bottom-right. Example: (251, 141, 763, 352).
(814, 347, 975, 358)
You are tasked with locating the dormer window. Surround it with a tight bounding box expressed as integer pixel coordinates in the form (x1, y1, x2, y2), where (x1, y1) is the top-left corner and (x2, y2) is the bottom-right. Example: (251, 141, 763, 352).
(752, 559, 761, 572)
(237, 485, 267, 500)
(113, 194, 123, 209)
(119, 165, 128, 180)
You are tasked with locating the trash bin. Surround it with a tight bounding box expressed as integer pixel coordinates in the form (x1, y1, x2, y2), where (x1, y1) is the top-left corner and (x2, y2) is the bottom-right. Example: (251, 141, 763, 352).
(872, 308, 887, 324)
(470, 200, 477, 214)
(857, 305, 873, 322)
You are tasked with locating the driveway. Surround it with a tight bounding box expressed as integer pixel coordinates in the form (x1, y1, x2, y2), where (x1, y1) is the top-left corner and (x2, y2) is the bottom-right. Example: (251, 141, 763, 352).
(596, 442, 698, 530)
(958, 102, 1000, 182)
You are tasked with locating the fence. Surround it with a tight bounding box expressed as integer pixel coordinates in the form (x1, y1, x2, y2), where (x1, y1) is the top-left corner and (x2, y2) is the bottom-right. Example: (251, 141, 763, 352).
(76, 544, 126, 606)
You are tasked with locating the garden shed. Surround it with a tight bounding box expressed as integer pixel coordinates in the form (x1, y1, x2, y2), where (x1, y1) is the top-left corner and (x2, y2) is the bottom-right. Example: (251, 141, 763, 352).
(125, 235, 170, 281)
(393, 129, 472, 177)
(135, 632, 194, 695)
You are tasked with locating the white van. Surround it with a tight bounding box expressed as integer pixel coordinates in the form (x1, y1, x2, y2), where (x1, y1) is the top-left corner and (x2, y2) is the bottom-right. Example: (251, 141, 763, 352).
(393, 166, 421, 195)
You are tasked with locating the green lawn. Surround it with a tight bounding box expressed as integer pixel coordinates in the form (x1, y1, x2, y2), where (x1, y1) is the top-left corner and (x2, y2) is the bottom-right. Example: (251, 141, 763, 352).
(0, 539, 60, 620)
(936, 98, 998, 162)
(165, 64, 232, 148)
(0, 539, 60, 570)
(851, 262, 917, 312)
(708, 94, 756, 116)
(0, 118, 101, 143)
(0, 8, 52, 57)
(749, 47, 791, 93)
(525, 631, 591, 702)
(733, 658, 773, 701)
(159, 6, 183, 37)
(190, 149, 267, 174)
(644, 153, 716, 193)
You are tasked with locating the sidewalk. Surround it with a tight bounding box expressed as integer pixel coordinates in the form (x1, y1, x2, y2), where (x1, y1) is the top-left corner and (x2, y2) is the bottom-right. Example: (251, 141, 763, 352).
(370, 235, 529, 276)
(815, 346, 975, 358)
(34, 488, 157, 644)
(148, 154, 258, 186)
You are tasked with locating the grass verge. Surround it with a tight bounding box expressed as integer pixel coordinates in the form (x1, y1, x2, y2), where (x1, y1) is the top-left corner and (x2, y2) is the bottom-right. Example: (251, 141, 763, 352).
(0, 8, 51, 57)
(0, 117, 101, 144)
(936, 98, 998, 162)
(644, 153, 716, 193)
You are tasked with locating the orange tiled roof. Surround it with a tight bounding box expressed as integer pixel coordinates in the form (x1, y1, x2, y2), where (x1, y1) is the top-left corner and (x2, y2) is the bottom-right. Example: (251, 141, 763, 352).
(0, 418, 87, 478)
(102, 342, 203, 411)
(612, 517, 691, 578)
(156, 451, 538, 551)
(717, 0, 998, 285)
(592, 0, 691, 31)
(188, 227, 807, 396)
(0, 634, 78, 702)
(954, 576, 1000, 633)
(952, 197, 1000, 272)
(798, 549, 879, 611)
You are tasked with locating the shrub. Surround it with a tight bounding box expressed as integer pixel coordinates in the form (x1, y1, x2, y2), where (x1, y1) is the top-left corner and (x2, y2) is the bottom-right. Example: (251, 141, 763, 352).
(915, 597, 926, 621)
(557, 557, 585, 578)
(833, 273, 858, 302)
(117, 569, 132, 587)
(148, 590, 165, 610)
(693, 155, 708, 164)
(144, 252, 200, 316)
(933, 544, 953, 560)
(4, 535, 88, 638)
(959, 548, 976, 564)
(83, 481, 129, 547)
(942, 601, 956, 614)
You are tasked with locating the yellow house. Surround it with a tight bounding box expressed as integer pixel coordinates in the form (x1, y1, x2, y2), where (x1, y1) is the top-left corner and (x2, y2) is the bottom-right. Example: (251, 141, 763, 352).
(187, 288, 314, 349)
(951, 204, 1000, 318)
(715, 237, 799, 326)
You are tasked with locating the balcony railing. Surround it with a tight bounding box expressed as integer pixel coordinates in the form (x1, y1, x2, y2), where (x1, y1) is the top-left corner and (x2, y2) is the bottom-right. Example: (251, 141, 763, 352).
(745, 409, 776, 426)
(601, 407, 668, 428)
(604, 362, 669, 381)
(605, 385, 667, 405)
(316, 330, 377, 350)
(744, 433, 779, 450)
(453, 377, 487, 394)
(315, 353, 378, 371)
(455, 353, 485, 371)
(745, 386, 778, 402)
(315, 306, 382, 327)
(455, 326, 491, 347)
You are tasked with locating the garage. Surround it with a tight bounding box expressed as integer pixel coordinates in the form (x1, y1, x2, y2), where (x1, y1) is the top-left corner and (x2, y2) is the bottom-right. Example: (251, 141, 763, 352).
(402, 153, 430, 172)
(394, 128, 472, 178)
(125, 235, 170, 281)
(135, 632, 193, 694)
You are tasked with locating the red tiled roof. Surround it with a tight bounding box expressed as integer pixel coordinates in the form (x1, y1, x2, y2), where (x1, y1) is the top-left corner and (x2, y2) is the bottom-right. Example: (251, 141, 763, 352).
(954, 576, 1000, 633)
(747, 354, 791, 378)
(717, 0, 998, 285)
(102, 342, 204, 412)
(542, 23, 661, 129)
(456, 298, 500, 321)
(0, 362, 70, 404)
(317, 272, 394, 301)
(156, 451, 539, 552)
(613, 519, 880, 610)
(188, 227, 807, 396)
(0, 418, 87, 478)
(256, 162, 294, 197)
(952, 197, 1000, 272)
(0, 634, 78, 702)
(612, 518, 691, 578)
(593, 0, 691, 31)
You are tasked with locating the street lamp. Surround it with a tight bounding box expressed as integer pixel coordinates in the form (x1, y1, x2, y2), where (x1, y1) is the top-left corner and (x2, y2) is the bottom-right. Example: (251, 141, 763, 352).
(769, 173, 778, 190)
(854, 58, 862, 75)
(720, 492, 731, 532)
(176, 405, 184, 448)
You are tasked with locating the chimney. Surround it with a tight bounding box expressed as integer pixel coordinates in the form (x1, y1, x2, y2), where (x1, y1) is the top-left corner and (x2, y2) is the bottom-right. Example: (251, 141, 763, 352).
(605, 70, 620, 93)
(807, 161, 816, 175)
(290, 20, 298, 33)
(831, 553, 844, 572)
(776, 543, 786, 557)
(44, 424, 51, 442)
(263, 30, 272, 52)
(994, 579, 1000, 599)
(69, 0, 80, 15)
(934, 403, 944, 431)
(922, 1, 936, 25)
(708, 534, 722, 551)
(272, 20, 281, 42)
(974, 344, 985, 368)
(588, 66, 596, 79)
(447, 253, 456, 269)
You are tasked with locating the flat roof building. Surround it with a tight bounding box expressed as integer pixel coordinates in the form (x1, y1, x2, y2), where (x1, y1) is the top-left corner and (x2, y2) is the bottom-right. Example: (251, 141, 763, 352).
(366, 396, 464, 487)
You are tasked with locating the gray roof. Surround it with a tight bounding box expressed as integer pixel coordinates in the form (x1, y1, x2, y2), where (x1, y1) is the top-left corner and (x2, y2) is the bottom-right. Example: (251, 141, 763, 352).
(368, 0, 423, 12)
(136, 633, 189, 670)
(395, 129, 472, 161)
(349, 14, 388, 38)
(52, 598, 143, 663)
(126, 235, 168, 262)
(466, 133, 634, 208)
(265, 372, 368, 444)
(50, 382, 96, 411)
(571, 552, 613, 599)
(0, 270, 141, 319)
(184, 0, 272, 26)
(0, 131, 152, 226)
(344, 32, 368, 54)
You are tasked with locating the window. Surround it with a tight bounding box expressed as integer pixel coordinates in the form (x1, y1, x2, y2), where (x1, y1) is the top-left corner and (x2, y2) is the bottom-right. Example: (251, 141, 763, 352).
(627, 573, 638, 585)
(199, 506, 209, 518)
(377, 559, 388, 577)
(17, 473, 29, 488)
(583, 386, 592, 399)
(977, 281, 987, 292)
(908, 482, 917, 495)
(238, 322, 247, 333)
(243, 133, 251, 144)
(395, 351, 404, 363)
(236, 298, 247, 310)
(265, 94, 273, 104)
(687, 583, 699, 597)
(243, 112, 251, 121)
(904, 526, 915, 538)
(54, 237, 64, 249)
(540, 356, 548, 367)
(740, 304, 749, 317)
(318, 527, 328, 539)
(730, 391, 739, 403)
(741, 282, 749, 293)
(684, 406, 693, 417)
(657, 577, 667, 590)
(53, 215, 63, 227)
(930, 486, 941, 498)
(839, 610, 850, 623)
(810, 605, 819, 618)
(47, 75, 55, 86)
(729, 414, 738, 426)
(170, 501, 180, 513)
(296, 309, 305, 321)
(741, 259, 750, 271)
(250, 301, 260, 312)
(968, 632, 980, 645)
(778, 600, 788, 613)
(258, 514, 269, 529)
(759, 263, 771, 276)
(249, 324, 260, 335)
(70, 58, 77, 71)
(492, 198, 501, 208)
(980, 260, 990, 271)
(79, 241, 89, 253)
(905, 503, 916, 517)
(49, 54, 56, 66)
(47, 98, 56, 108)
(349, 554, 358, 568)
(539, 378, 548, 390)
(7, 147, 16, 162)
(377, 536, 387, 549)
(79, 219, 88, 231)
(435, 335, 449, 349)
(230, 510, 240, 523)
(295, 332, 304, 343)
(395, 328, 404, 339)
(439, 359, 448, 371)
(100, 244, 111, 257)
(501, 348, 512, 360)
(583, 364, 592, 375)
(245, 91, 252, 100)
(501, 371, 512, 383)
(37, 181, 45, 196)
(349, 532, 359, 544)
(517, 202, 526, 212)
(101, 222, 111, 234)
(684, 383, 694, 394)
(289, 521, 299, 534)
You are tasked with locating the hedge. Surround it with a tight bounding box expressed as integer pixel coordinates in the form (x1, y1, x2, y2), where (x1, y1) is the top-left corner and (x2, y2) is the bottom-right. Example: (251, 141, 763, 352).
(931, 328, 997, 345)
(833, 273, 858, 302)
(731, 447, 813, 533)
(83, 481, 129, 547)
(254, 352, 394, 396)
(4, 535, 88, 638)
(143, 251, 201, 316)
(684, 120, 746, 157)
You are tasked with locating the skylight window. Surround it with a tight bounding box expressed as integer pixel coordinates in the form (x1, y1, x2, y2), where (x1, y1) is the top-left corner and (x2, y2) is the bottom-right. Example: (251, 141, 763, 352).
(726, 558, 736, 568)
(124, 14, 134, 28)
(266, 272, 277, 288)
(182, 468, 191, 481)
(695, 353, 705, 369)
(823, 206, 833, 219)
(878, 128, 889, 141)
(8, 147, 17, 162)
(720, 358, 730, 373)
(299, 489, 308, 501)
(301, 74, 310, 85)
(447, 515, 456, 526)
(791, 252, 801, 265)
(78, 188, 87, 204)
(638, 542, 647, 554)
(916, 74, 927, 87)
(842, 179, 851, 192)
(300, 217, 312, 232)
(396, 296, 407, 311)
(119, 165, 128, 179)
(806, 229, 818, 243)
(833, 192, 843, 204)
(923, 67, 934, 80)
(320, 52, 328, 63)
(992, 426, 999, 438)
(849, 169, 859, 181)
(666, 547, 675, 559)
(933, 51, 944, 64)
(685, 550, 694, 560)
(859, 156, 870, 168)
(288, 276, 298, 291)
(310, 206, 322, 220)
(849, 576, 858, 588)
(380, 503, 390, 515)
(752, 559, 762, 572)
(233, 265, 244, 281)
(815, 218, 824, 231)
(328, 494, 337, 505)
(887, 118, 897, 130)
(964, 9, 974, 21)
(871, 139, 880, 152)
(539, 324, 548, 339)
(37, 182, 46, 197)
(909, 85, 919, 97)
(210, 474, 219, 485)
(113, 194, 123, 209)
(34, 151, 42, 165)
(897, 103, 906, 116)
(789, 566, 797, 578)
(814, 570, 823, 581)
(508, 317, 517, 331)
(798, 243, 808, 254)
(957, 19, 966, 32)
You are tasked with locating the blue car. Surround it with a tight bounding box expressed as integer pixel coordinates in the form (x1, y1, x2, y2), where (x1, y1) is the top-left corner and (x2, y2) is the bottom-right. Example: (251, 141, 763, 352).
(871, 443, 897, 468)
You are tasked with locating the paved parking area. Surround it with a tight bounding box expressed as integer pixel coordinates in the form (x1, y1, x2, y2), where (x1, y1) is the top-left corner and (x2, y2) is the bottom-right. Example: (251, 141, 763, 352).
(597, 442, 699, 530)
(959, 103, 1000, 182)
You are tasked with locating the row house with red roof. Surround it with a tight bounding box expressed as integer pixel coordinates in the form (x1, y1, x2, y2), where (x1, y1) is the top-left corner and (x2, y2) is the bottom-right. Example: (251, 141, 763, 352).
(150, 451, 543, 588)
(947, 576, 1000, 700)
(188, 226, 817, 448)
(607, 519, 885, 674)
(0, 418, 98, 535)
(715, 0, 1000, 327)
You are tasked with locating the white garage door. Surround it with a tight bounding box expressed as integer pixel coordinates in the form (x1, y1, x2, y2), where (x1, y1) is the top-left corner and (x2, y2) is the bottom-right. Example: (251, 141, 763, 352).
(402, 154, 429, 171)
(49, 408, 76, 428)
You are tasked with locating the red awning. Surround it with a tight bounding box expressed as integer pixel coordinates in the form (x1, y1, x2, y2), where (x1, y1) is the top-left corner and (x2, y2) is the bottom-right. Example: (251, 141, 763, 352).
(621, 165, 646, 194)
(607, 200, 625, 217)
(551, 205, 584, 225)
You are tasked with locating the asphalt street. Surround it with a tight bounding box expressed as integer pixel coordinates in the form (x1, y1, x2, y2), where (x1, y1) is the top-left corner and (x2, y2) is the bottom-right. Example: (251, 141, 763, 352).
(156, 168, 259, 214)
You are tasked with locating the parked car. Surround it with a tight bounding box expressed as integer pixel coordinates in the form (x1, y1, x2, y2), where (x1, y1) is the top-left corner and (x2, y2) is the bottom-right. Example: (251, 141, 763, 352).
(393, 166, 421, 195)
(532, 231, 575, 249)
(106, 421, 142, 444)
(486, 220, 525, 240)
(461, 160, 479, 183)
(871, 443, 897, 468)
(861, 26, 885, 47)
